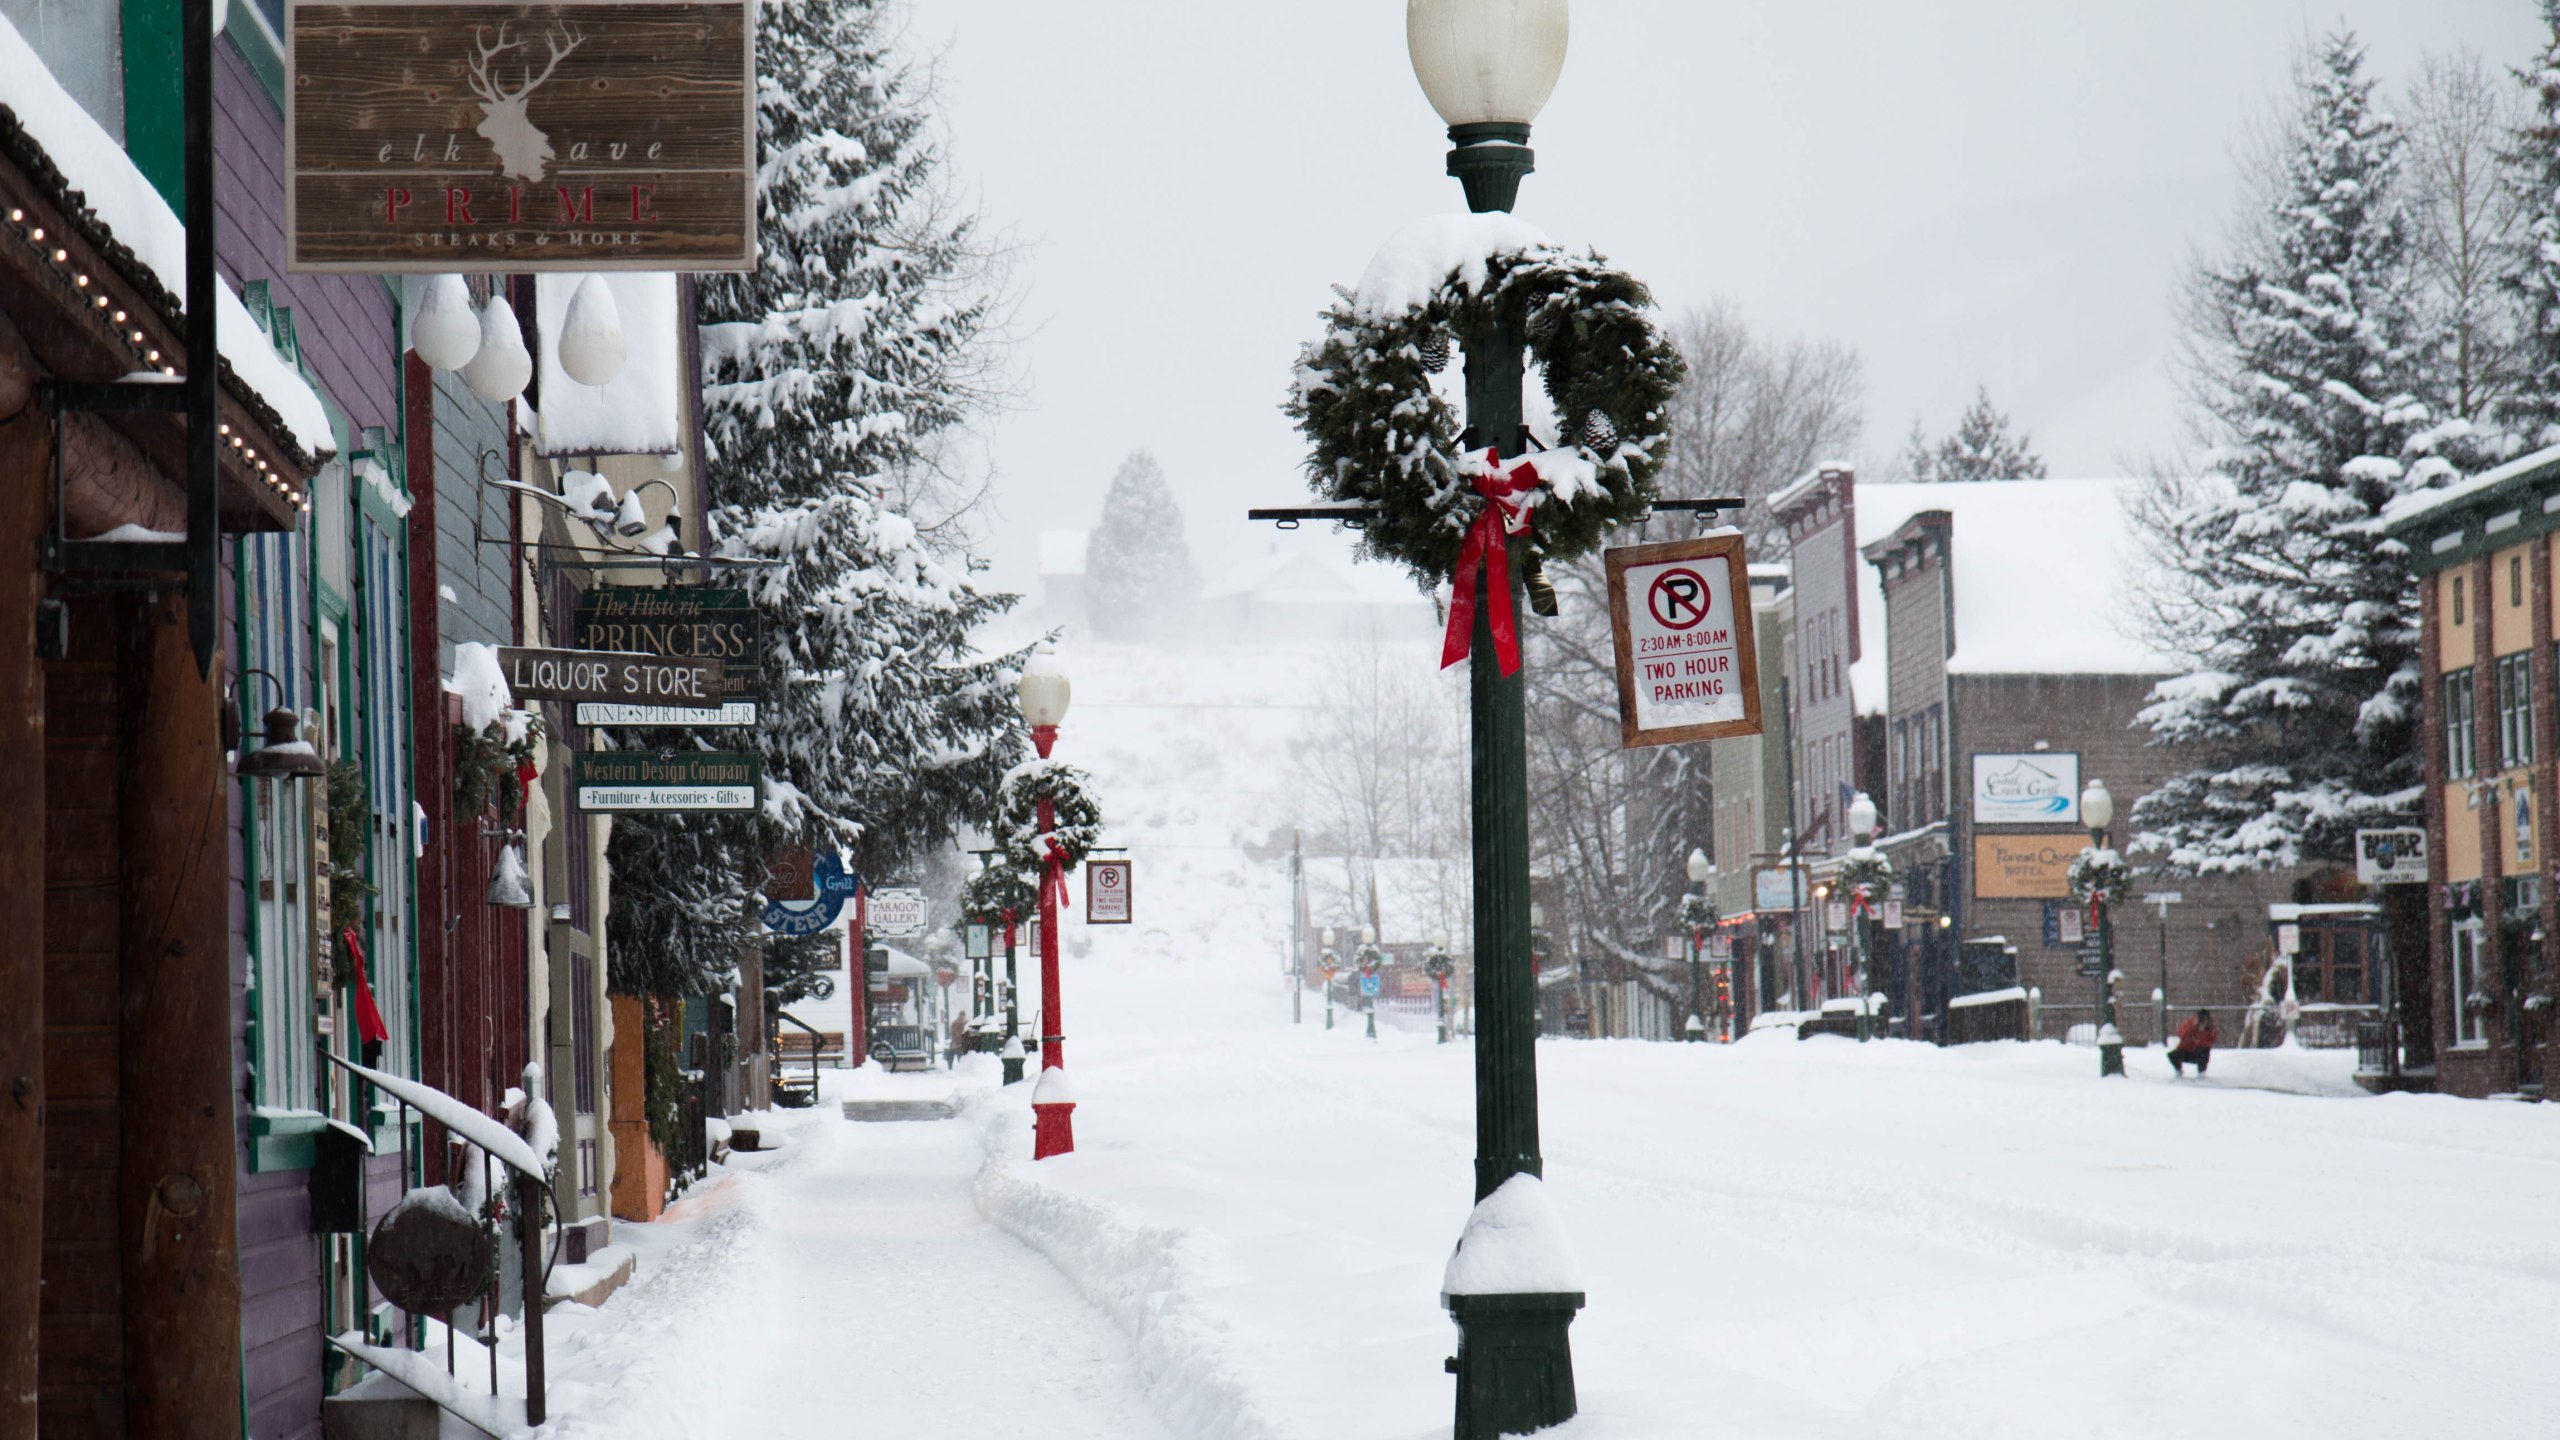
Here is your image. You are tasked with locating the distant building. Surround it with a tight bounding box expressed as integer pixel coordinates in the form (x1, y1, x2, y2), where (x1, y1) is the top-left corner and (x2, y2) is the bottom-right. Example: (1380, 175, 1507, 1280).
(1708, 563, 1800, 1013)
(1851, 478, 2301, 1042)
(1039, 527, 1089, 626)
(1198, 540, 1436, 643)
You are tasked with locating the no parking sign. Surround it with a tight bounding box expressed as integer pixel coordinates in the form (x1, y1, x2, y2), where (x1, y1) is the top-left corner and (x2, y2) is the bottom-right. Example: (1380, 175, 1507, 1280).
(1087, 859, 1133, 924)
(1604, 533, 1762, 748)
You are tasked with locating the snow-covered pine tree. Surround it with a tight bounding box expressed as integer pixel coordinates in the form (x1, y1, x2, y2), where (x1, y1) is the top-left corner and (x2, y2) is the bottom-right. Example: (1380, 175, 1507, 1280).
(2500, 5, 2560, 450)
(607, 0, 1022, 996)
(1904, 386, 2046, 481)
(2134, 31, 2452, 874)
(1083, 452, 1201, 639)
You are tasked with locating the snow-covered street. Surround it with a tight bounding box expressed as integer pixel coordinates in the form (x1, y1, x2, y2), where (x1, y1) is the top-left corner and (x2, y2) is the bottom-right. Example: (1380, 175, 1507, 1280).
(528, 638, 2560, 1440)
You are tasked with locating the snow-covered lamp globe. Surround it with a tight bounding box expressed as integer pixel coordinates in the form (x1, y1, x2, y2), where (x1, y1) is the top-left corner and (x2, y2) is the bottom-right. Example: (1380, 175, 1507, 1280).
(2081, 778, 2114, 842)
(1018, 651, 1071, 758)
(411, 274, 482, 371)
(1686, 846, 1711, 884)
(463, 295, 534, 404)
(1847, 791, 1878, 843)
(557, 274, 628, 387)
(1406, 0, 1570, 212)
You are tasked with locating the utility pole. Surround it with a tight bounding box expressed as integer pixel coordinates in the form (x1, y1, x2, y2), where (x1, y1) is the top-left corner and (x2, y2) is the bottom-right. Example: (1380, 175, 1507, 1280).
(1779, 674, 1807, 1008)
(2143, 890, 2182, 1046)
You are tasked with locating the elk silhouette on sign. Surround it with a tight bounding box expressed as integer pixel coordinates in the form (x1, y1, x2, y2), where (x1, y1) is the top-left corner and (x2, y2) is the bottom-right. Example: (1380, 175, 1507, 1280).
(467, 21, 585, 182)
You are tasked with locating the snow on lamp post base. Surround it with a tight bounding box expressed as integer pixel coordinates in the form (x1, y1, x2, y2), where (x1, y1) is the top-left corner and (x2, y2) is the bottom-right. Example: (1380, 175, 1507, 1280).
(1441, 1174, 1584, 1437)
(1030, 1064, 1075, 1161)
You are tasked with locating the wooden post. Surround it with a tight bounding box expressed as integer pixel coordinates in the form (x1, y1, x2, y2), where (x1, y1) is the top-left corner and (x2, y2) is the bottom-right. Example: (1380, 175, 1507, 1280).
(118, 587, 242, 1433)
(0, 404, 48, 1437)
(519, 1172, 546, 1424)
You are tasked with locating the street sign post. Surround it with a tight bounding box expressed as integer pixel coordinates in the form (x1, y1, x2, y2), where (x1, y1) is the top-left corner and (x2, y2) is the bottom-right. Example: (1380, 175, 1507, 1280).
(1603, 532, 1762, 748)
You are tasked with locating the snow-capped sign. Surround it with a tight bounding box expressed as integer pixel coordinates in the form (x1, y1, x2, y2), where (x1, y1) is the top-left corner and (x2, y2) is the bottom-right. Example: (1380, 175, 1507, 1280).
(1604, 534, 1761, 748)
(286, 2, 756, 272)
(2355, 828, 2428, 886)
(866, 887, 928, 937)
(1086, 860, 1133, 925)
(571, 751, 756, 812)
(1971, 753, 2081, 826)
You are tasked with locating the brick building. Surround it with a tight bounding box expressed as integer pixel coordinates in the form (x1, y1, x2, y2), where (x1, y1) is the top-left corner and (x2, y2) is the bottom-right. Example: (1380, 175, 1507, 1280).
(2380, 443, 2560, 1099)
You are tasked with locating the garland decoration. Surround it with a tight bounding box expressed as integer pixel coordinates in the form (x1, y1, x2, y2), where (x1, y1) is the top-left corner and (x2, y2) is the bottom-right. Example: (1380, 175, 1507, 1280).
(996, 758, 1104, 875)
(1285, 239, 1684, 594)
(2067, 847, 2128, 912)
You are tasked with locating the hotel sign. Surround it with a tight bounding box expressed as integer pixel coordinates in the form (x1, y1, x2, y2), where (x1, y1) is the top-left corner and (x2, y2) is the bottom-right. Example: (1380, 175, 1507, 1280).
(572, 751, 757, 812)
(286, 2, 755, 272)
(1972, 833, 2086, 900)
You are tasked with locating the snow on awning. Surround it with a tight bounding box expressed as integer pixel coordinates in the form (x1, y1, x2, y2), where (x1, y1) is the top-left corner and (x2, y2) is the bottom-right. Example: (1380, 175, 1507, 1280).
(0, 14, 335, 467)
(535, 272, 682, 457)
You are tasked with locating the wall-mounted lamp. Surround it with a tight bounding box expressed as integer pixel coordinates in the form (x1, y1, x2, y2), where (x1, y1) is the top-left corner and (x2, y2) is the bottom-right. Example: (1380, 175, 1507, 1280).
(229, 667, 325, 783)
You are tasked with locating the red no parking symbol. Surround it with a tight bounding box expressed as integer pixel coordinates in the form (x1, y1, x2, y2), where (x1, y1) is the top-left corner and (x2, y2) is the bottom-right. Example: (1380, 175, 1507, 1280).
(1647, 568, 1710, 631)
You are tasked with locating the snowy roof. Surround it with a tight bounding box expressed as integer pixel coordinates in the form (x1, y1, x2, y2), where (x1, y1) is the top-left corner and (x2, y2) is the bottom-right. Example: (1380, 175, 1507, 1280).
(536, 273, 683, 456)
(2377, 442, 2560, 535)
(1040, 529, 1089, 576)
(1849, 479, 2174, 711)
(0, 14, 335, 466)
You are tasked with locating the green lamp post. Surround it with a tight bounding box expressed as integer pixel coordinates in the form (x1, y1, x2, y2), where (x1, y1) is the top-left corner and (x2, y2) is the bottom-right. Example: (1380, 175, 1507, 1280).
(1840, 791, 1889, 1043)
(1681, 848, 1716, 1042)
(1408, 2, 1583, 1434)
(2082, 779, 2125, 1077)
(1359, 927, 1384, 1041)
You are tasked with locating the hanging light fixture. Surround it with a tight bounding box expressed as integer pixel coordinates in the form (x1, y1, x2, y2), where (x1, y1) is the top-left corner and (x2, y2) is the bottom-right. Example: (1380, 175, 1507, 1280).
(463, 294, 533, 403)
(489, 835, 535, 908)
(412, 274, 481, 371)
(556, 274, 628, 387)
(230, 669, 325, 783)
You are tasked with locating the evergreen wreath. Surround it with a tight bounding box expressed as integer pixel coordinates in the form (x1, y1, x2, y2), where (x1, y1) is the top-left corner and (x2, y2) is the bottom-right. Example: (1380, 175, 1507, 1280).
(1286, 243, 1685, 587)
(2067, 848, 2129, 906)
(996, 759, 1104, 875)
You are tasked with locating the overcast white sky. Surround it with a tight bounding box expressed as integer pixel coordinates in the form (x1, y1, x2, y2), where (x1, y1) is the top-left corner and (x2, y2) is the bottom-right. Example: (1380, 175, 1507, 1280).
(906, 1, 2545, 597)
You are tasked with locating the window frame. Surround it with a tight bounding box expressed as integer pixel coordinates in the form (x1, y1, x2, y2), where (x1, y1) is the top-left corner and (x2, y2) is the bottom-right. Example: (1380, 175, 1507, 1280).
(2445, 667, 2478, 779)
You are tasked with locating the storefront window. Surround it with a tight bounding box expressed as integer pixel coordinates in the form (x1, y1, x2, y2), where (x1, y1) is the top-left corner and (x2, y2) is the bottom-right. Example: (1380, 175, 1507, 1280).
(2452, 919, 2489, 1047)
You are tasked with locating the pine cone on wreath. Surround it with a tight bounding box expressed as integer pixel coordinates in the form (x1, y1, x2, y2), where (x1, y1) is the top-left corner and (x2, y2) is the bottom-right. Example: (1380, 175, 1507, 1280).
(1580, 410, 1619, 452)
(1417, 330, 1451, 373)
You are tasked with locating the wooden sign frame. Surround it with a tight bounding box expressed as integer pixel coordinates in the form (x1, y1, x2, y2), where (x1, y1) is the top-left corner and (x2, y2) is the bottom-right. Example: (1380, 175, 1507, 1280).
(1604, 533, 1763, 748)
(285, 1, 757, 272)
(1086, 859, 1133, 924)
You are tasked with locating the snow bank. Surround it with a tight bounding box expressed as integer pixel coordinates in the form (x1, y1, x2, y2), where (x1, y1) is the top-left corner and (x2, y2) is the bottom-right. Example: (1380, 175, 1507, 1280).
(1354, 211, 1552, 317)
(970, 1100, 1281, 1440)
(0, 14, 335, 463)
(1441, 1173, 1584, 1295)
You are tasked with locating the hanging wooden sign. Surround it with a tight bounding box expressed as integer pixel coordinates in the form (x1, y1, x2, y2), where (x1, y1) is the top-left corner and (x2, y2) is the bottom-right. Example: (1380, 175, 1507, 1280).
(496, 645, 722, 708)
(572, 585, 763, 723)
(571, 751, 756, 812)
(1604, 533, 1762, 748)
(286, 1, 756, 272)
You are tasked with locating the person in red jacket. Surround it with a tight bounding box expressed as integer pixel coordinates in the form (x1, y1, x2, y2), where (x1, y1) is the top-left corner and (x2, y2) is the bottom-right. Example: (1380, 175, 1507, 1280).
(2169, 1009, 2219, 1077)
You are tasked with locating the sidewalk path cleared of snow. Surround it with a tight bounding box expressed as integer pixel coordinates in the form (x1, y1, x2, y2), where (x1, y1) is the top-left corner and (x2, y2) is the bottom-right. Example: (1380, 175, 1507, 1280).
(535, 1071, 1172, 1440)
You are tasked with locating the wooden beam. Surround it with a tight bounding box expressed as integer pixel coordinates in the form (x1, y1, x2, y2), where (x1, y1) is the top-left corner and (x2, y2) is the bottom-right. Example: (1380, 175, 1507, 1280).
(0, 405, 47, 1438)
(116, 588, 241, 1433)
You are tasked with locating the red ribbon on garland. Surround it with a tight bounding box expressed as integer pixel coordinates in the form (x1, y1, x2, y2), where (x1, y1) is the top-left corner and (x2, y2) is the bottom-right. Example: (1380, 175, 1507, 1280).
(339, 926, 392, 1046)
(1042, 837, 1072, 911)
(1441, 449, 1545, 677)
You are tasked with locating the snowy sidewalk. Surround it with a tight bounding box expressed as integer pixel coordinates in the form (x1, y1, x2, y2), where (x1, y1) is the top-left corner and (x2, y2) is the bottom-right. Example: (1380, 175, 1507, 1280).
(537, 1087, 1172, 1439)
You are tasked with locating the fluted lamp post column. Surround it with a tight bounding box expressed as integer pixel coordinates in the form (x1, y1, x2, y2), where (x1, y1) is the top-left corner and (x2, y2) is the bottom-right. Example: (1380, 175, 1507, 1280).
(1409, 4, 1585, 1436)
(2082, 778, 2125, 1078)
(1020, 652, 1079, 1157)
(1683, 848, 1715, 1042)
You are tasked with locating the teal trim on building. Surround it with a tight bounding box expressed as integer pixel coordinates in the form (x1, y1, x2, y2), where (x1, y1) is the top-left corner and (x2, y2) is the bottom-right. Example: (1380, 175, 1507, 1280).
(119, 0, 183, 206)
(2383, 446, 2560, 574)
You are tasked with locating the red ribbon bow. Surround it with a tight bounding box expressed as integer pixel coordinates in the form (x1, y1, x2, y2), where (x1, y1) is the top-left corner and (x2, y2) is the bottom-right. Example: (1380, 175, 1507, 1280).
(1042, 837, 1072, 910)
(1441, 449, 1545, 676)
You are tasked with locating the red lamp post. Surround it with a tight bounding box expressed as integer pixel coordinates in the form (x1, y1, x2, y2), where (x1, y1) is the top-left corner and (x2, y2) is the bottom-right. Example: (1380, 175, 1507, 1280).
(1020, 652, 1076, 1159)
